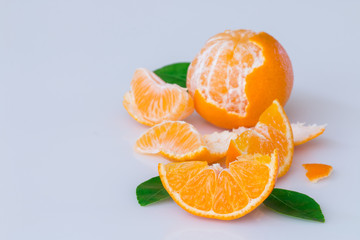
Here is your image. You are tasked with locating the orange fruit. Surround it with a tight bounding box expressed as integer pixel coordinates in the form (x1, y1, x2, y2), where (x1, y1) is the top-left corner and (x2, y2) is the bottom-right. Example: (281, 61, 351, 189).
(292, 123, 326, 146)
(123, 68, 194, 126)
(187, 29, 293, 129)
(226, 100, 294, 178)
(159, 151, 278, 220)
(303, 164, 333, 183)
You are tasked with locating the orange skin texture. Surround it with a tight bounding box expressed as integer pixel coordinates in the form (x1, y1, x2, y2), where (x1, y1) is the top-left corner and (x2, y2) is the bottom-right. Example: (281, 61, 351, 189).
(190, 31, 293, 129)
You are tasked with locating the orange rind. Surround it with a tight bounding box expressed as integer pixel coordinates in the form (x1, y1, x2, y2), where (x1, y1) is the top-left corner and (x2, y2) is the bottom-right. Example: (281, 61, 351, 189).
(303, 163, 333, 183)
(292, 123, 326, 146)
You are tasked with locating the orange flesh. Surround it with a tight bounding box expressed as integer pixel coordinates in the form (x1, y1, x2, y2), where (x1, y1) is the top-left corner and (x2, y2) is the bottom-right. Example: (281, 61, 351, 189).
(132, 70, 186, 121)
(165, 161, 208, 191)
(303, 164, 333, 182)
(226, 100, 293, 177)
(212, 170, 249, 214)
(135, 121, 241, 163)
(179, 169, 217, 211)
(159, 152, 278, 220)
(187, 30, 293, 129)
(135, 121, 210, 161)
(188, 30, 263, 116)
(123, 68, 193, 126)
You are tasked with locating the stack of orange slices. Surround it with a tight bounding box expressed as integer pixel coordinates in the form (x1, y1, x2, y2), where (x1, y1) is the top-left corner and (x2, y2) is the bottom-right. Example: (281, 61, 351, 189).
(123, 29, 329, 220)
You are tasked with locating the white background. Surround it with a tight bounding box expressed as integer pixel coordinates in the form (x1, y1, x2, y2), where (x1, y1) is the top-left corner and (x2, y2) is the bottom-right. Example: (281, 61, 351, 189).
(1, 0, 360, 239)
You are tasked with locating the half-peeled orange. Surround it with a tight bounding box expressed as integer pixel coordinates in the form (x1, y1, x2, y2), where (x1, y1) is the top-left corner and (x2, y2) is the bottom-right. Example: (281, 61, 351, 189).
(187, 29, 293, 129)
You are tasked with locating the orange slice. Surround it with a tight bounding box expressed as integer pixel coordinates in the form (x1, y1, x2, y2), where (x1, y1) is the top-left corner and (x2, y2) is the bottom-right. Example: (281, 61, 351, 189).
(292, 123, 326, 146)
(303, 164, 333, 183)
(123, 68, 194, 126)
(226, 100, 294, 177)
(159, 151, 278, 220)
(135, 121, 210, 162)
(135, 121, 240, 163)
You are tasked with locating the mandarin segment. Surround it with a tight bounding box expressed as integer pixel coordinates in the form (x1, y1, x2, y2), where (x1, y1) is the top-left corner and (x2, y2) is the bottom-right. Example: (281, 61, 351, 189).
(164, 161, 207, 191)
(158, 151, 278, 220)
(230, 159, 270, 199)
(179, 169, 216, 211)
(123, 68, 194, 126)
(226, 130, 273, 166)
(258, 100, 288, 134)
(135, 121, 241, 163)
(226, 100, 294, 178)
(135, 121, 211, 162)
(212, 171, 249, 214)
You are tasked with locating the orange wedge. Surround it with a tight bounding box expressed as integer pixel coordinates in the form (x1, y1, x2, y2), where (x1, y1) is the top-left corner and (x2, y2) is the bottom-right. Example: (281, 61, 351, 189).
(135, 121, 210, 162)
(303, 164, 333, 183)
(135, 121, 240, 163)
(159, 151, 278, 220)
(226, 100, 294, 178)
(123, 68, 194, 126)
(292, 123, 326, 146)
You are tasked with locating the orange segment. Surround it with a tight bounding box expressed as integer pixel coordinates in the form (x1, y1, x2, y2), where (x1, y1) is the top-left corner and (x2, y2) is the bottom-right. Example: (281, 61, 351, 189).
(135, 121, 210, 162)
(292, 123, 326, 146)
(303, 164, 333, 183)
(164, 161, 208, 191)
(212, 170, 249, 214)
(159, 151, 278, 220)
(179, 169, 217, 211)
(135, 121, 240, 163)
(187, 30, 293, 129)
(226, 100, 294, 178)
(230, 154, 272, 199)
(123, 68, 194, 126)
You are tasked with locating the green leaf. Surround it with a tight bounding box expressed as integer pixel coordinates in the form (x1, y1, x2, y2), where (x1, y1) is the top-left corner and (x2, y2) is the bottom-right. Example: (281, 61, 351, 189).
(153, 62, 190, 88)
(136, 177, 325, 223)
(263, 188, 325, 222)
(136, 176, 170, 206)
